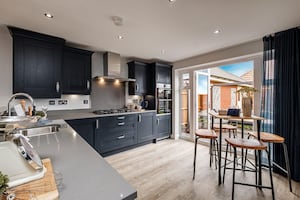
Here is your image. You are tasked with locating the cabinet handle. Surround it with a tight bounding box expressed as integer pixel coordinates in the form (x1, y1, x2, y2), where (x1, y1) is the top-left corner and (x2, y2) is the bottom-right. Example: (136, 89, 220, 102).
(96, 119, 99, 129)
(157, 118, 160, 125)
(117, 116, 125, 120)
(56, 82, 60, 93)
(87, 80, 90, 90)
(118, 122, 125, 126)
(135, 84, 139, 92)
(138, 114, 141, 122)
(117, 135, 125, 140)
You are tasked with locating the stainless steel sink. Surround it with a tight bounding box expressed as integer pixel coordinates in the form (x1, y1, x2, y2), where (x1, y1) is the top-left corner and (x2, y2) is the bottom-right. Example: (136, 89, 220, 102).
(13, 124, 60, 137)
(0, 116, 36, 124)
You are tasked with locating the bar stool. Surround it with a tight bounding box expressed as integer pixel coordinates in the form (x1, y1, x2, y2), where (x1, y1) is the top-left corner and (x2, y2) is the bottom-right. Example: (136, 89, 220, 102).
(213, 124, 237, 138)
(193, 129, 218, 180)
(247, 131, 292, 192)
(224, 138, 274, 200)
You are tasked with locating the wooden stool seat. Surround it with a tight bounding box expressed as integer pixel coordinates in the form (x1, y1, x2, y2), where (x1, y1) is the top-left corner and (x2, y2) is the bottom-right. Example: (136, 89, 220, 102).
(213, 124, 237, 130)
(195, 129, 217, 139)
(248, 132, 284, 143)
(225, 138, 267, 150)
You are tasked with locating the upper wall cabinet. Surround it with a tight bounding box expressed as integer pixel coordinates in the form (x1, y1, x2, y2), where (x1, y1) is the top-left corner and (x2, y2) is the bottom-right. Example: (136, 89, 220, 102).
(128, 61, 154, 95)
(149, 62, 172, 84)
(62, 47, 93, 95)
(9, 27, 65, 98)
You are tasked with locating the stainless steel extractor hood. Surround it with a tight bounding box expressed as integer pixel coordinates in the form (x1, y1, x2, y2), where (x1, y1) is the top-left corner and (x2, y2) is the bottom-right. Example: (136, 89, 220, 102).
(93, 52, 135, 82)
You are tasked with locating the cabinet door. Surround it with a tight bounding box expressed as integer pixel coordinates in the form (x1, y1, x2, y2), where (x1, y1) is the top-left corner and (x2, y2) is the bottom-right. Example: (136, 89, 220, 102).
(62, 47, 92, 94)
(156, 115, 171, 138)
(156, 64, 171, 84)
(137, 112, 155, 143)
(66, 118, 95, 147)
(128, 61, 148, 95)
(13, 36, 63, 98)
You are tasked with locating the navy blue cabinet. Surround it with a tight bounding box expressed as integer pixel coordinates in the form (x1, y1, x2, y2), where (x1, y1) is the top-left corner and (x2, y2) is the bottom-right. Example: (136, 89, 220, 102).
(66, 118, 96, 147)
(9, 27, 65, 98)
(95, 115, 138, 154)
(156, 114, 171, 139)
(137, 112, 155, 143)
(62, 47, 93, 94)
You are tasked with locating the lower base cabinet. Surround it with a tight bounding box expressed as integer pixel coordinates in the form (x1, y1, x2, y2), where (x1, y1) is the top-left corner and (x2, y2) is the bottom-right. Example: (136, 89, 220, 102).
(66, 118, 96, 147)
(137, 112, 156, 143)
(156, 114, 171, 139)
(94, 114, 138, 154)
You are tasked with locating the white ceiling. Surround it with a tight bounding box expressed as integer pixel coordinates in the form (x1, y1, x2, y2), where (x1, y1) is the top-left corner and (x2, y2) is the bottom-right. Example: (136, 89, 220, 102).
(0, 0, 300, 62)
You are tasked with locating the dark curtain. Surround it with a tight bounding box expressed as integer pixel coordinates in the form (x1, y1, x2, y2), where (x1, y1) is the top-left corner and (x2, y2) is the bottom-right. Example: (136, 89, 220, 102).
(273, 28, 300, 181)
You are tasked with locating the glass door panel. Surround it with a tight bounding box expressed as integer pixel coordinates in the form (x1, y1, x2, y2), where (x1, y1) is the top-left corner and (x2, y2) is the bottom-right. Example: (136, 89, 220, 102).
(180, 73, 190, 134)
(197, 71, 210, 129)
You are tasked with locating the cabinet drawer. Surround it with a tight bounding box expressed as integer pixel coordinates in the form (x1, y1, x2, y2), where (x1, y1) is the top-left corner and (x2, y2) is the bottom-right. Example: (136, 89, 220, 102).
(98, 114, 137, 128)
(95, 129, 137, 153)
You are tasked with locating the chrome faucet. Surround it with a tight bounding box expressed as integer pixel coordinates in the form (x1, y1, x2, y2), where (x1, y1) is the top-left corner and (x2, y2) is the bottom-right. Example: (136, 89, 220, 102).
(7, 93, 35, 116)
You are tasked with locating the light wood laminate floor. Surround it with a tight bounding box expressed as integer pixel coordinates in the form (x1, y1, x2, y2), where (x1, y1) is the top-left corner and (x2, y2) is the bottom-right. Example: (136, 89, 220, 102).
(105, 139, 300, 200)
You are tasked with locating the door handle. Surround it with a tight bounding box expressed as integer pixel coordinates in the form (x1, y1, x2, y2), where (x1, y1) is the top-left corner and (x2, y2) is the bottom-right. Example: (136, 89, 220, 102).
(56, 82, 60, 93)
(96, 119, 99, 129)
(157, 118, 160, 125)
(117, 116, 125, 120)
(117, 135, 125, 140)
(135, 84, 139, 92)
(87, 80, 90, 90)
(138, 114, 141, 122)
(118, 122, 125, 126)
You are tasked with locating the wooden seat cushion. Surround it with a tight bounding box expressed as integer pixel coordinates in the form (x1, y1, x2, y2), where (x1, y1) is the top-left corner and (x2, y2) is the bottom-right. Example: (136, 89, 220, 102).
(213, 124, 237, 130)
(225, 138, 267, 150)
(195, 129, 217, 139)
(248, 132, 284, 143)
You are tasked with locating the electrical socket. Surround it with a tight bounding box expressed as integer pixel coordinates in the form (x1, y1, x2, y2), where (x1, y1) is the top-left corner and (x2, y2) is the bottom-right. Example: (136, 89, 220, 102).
(49, 100, 55, 105)
(58, 100, 68, 105)
(83, 100, 88, 104)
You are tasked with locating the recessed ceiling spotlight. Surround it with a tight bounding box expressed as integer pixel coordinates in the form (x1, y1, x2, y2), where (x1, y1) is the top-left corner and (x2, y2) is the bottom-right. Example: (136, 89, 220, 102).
(118, 35, 124, 40)
(44, 13, 53, 18)
(169, 0, 176, 3)
(214, 29, 221, 34)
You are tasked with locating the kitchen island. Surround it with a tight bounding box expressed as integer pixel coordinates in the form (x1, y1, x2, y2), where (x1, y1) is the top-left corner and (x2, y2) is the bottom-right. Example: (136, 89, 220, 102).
(30, 119, 137, 200)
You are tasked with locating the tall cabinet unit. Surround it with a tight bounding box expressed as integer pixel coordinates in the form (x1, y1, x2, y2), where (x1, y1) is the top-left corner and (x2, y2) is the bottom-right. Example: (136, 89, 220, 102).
(62, 47, 93, 94)
(9, 27, 65, 98)
(149, 62, 172, 139)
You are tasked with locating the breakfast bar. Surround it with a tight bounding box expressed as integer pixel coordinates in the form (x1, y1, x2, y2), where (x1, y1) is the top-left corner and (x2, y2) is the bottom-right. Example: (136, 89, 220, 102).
(209, 111, 265, 186)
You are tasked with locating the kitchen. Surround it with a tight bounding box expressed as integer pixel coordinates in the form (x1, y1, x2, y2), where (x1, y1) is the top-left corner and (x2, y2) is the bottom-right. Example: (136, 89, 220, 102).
(1, 1, 300, 200)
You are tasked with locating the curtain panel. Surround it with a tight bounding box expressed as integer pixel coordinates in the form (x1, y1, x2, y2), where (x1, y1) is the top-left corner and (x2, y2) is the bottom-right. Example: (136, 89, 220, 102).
(272, 28, 300, 181)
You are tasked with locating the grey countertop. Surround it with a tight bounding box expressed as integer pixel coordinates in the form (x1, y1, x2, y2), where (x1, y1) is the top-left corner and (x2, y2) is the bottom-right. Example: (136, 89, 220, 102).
(30, 119, 137, 200)
(47, 109, 157, 120)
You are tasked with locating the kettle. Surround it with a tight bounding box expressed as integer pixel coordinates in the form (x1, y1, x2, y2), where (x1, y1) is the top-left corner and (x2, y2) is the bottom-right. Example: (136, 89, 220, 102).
(141, 100, 148, 109)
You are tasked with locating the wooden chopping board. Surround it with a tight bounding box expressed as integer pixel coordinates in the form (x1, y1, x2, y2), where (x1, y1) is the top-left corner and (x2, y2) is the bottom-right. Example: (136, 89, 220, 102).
(2, 158, 59, 200)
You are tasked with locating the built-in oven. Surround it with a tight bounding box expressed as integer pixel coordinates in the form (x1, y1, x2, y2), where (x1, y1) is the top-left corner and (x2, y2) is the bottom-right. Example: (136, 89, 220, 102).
(157, 83, 172, 114)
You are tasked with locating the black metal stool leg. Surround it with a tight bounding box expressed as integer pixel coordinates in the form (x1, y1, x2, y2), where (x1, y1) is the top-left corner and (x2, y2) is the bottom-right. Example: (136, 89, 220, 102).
(209, 139, 213, 167)
(193, 137, 198, 180)
(267, 149, 275, 200)
(223, 143, 229, 183)
(282, 143, 292, 192)
(255, 150, 257, 185)
(232, 147, 237, 200)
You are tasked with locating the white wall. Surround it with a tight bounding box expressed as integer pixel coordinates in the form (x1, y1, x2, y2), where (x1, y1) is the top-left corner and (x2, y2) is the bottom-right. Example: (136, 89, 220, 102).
(0, 25, 13, 111)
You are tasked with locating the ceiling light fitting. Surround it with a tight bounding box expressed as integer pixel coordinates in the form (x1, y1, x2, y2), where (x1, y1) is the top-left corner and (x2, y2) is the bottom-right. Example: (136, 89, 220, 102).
(44, 13, 53, 18)
(214, 29, 221, 34)
(168, 0, 176, 3)
(118, 35, 124, 39)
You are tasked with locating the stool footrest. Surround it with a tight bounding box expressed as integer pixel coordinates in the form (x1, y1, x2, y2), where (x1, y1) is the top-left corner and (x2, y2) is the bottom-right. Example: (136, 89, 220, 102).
(235, 181, 273, 190)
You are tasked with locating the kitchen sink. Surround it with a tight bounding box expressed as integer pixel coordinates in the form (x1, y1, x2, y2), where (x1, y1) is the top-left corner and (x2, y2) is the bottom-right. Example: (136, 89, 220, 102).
(13, 124, 60, 137)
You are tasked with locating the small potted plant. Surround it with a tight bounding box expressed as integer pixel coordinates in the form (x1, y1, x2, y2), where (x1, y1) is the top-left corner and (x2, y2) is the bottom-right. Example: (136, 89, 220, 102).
(236, 86, 258, 117)
(0, 171, 9, 199)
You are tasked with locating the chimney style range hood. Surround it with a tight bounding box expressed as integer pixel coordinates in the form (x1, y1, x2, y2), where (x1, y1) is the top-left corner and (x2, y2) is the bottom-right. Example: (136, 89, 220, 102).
(93, 52, 135, 82)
